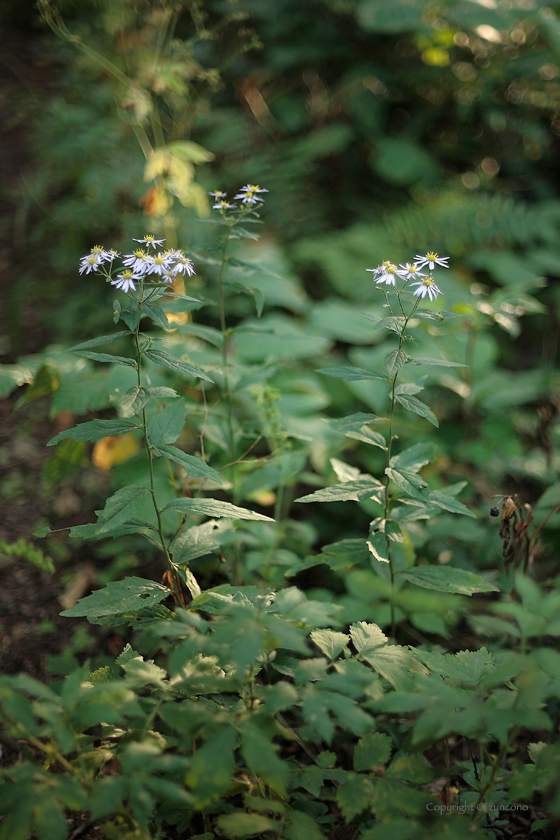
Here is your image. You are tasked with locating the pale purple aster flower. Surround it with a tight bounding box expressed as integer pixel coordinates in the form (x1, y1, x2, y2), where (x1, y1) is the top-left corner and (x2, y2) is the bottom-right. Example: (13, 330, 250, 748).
(209, 190, 228, 199)
(149, 253, 173, 276)
(133, 235, 165, 249)
(414, 252, 450, 271)
(411, 276, 442, 302)
(110, 269, 141, 293)
(79, 254, 102, 274)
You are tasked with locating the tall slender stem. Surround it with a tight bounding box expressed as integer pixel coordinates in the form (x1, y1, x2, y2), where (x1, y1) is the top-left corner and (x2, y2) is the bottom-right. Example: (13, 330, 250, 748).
(217, 229, 236, 489)
(384, 294, 420, 639)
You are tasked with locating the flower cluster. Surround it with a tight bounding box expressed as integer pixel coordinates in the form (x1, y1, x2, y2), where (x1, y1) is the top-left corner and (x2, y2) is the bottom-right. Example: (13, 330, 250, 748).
(367, 251, 449, 302)
(79, 236, 195, 293)
(209, 184, 268, 211)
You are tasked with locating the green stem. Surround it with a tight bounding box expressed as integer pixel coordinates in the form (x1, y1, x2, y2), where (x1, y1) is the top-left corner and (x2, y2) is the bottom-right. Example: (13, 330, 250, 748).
(217, 228, 236, 487)
(133, 326, 182, 604)
(384, 295, 420, 639)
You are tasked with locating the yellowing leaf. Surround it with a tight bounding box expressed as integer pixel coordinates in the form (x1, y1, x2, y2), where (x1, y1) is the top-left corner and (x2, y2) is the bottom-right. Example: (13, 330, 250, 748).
(139, 185, 172, 217)
(92, 433, 140, 472)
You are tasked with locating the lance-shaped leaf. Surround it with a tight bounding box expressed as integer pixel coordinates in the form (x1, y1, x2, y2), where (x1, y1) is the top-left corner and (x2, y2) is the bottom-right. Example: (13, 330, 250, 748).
(171, 520, 231, 564)
(73, 351, 136, 366)
(385, 349, 407, 377)
(395, 378, 425, 396)
(395, 393, 438, 427)
(297, 479, 383, 504)
(361, 313, 405, 334)
(390, 442, 434, 472)
(153, 444, 222, 483)
(429, 489, 475, 517)
(162, 497, 274, 521)
(141, 302, 169, 330)
(96, 485, 150, 534)
(147, 400, 186, 446)
(386, 467, 429, 501)
(69, 331, 131, 351)
(413, 309, 444, 322)
(345, 426, 387, 450)
(60, 577, 170, 619)
(47, 418, 140, 446)
(409, 357, 466, 367)
(366, 532, 389, 563)
(317, 365, 389, 381)
(148, 386, 179, 399)
(399, 566, 498, 595)
(144, 347, 214, 382)
(326, 412, 384, 432)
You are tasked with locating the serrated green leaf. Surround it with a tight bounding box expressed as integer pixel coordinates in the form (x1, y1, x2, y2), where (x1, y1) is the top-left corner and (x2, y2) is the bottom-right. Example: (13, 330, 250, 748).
(409, 357, 466, 367)
(385, 349, 407, 377)
(171, 520, 231, 564)
(350, 621, 388, 656)
(73, 350, 136, 366)
(390, 443, 433, 472)
(69, 331, 131, 351)
(148, 386, 180, 399)
(318, 365, 389, 381)
(119, 386, 150, 418)
(144, 347, 214, 382)
(147, 400, 186, 445)
(162, 497, 274, 521)
(96, 485, 150, 534)
(297, 479, 383, 504)
(417, 647, 495, 685)
(326, 412, 384, 432)
(386, 467, 429, 501)
(345, 426, 387, 450)
(284, 809, 327, 840)
(60, 577, 170, 619)
(336, 773, 374, 821)
(187, 726, 237, 807)
(361, 313, 405, 333)
(310, 629, 350, 660)
(47, 418, 140, 446)
(354, 732, 393, 771)
(429, 490, 474, 517)
(240, 720, 288, 793)
(395, 394, 438, 427)
(399, 566, 499, 595)
(217, 813, 278, 838)
(154, 444, 221, 483)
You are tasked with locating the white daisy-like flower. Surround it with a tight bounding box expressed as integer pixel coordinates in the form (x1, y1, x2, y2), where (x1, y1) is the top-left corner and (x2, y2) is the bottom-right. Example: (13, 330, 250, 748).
(209, 190, 228, 199)
(110, 270, 140, 293)
(161, 268, 178, 285)
(367, 260, 400, 286)
(103, 249, 120, 262)
(213, 199, 236, 210)
(398, 262, 427, 281)
(123, 249, 155, 275)
(79, 254, 102, 274)
(133, 234, 165, 249)
(170, 253, 196, 277)
(234, 184, 268, 204)
(414, 251, 449, 271)
(148, 253, 172, 276)
(410, 276, 442, 301)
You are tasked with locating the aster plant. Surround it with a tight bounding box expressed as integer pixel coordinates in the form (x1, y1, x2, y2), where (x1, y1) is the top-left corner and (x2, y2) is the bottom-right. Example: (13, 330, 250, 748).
(298, 251, 483, 637)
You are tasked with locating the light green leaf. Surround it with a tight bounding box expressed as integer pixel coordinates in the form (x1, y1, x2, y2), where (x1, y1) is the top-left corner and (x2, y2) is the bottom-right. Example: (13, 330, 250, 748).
(147, 400, 186, 446)
(326, 412, 384, 432)
(162, 497, 274, 521)
(148, 386, 180, 399)
(69, 331, 131, 351)
(60, 577, 169, 619)
(394, 379, 425, 396)
(429, 490, 474, 517)
(144, 347, 214, 382)
(386, 467, 429, 501)
(171, 520, 231, 564)
(361, 314, 405, 333)
(318, 365, 389, 381)
(96, 486, 150, 534)
(400, 566, 499, 595)
(350, 621, 388, 656)
(73, 351, 136, 366)
(395, 394, 438, 427)
(385, 349, 407, 377)
(217, 813, 278, 838)
(390, 443, 434, 471)
(310, 629, 350, 660)
(354, 732, 393, 771)
(336, 773, 374, 821)
(119, 386, 150, 418)
(153, 444, 221, 483)
(47, 418, 140, 446)
(409, 357, 466, 368)
(297, 479, 383, 504)
(345, 426, 387, 450)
